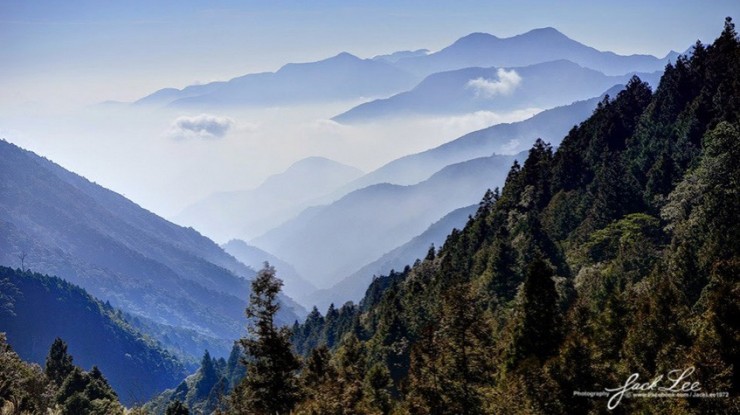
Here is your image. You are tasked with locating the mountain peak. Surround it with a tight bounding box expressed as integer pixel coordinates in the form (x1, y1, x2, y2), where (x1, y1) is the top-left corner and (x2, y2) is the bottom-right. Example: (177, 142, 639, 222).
(290, 156, 353, 169)
(453, 32, 500, 46)
(518, 26, 570, 40)
(332, 51, 361, 61)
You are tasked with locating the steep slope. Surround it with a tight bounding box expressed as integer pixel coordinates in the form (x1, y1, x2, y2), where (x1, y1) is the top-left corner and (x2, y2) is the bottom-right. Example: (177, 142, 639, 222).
(334, 60, 661, 122)
(335, 86, 623, 196)
(174, 156, 364, 243)
(0, 141, 303, 359)
(288, 21, 740, 413)
(0, 266, 187, 405)
(306, 204, 476, 310)
(395, 27, 677, 77)
(252, 153, 521, 289)
(221, 239, 317, 306)
(136, 52, 418, 108)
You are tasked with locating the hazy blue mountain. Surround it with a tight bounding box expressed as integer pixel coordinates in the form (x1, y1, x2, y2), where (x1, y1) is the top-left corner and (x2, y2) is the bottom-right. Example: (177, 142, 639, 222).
(135, 27, 676, 109)
(174, 156, 364, 243)
(0, 266, 188, 405)
(305, 204, 476, 310)
(136, 52, 418, 108)
(395, 27, 678, 77)
(335, 85, 626, 195)
(0, 140, 303, 360)
(373, 49, 430, 63)
(221, 239, 317, 306)
(334, 60, 661, 122)
(134, 83, 225, 107)
(252, 153, 522, 289)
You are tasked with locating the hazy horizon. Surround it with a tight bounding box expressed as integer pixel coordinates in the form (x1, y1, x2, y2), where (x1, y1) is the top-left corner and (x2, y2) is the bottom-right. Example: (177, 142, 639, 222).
(1, 1, 737, 226)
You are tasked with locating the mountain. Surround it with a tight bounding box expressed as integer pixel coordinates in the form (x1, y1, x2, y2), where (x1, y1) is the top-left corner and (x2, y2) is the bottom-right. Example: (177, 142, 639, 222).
(0, 140, 303, 360)
(136, 52, 418, 108)
(0, 266, 187, 405)
(174, 156, 364, 243)
(335, 86, 623, 196)
(394, 27, 678, 77)
(221, 239, 317, 306)
(286, 21, 739, 414)
(305, 204, 476, 310)
(334, 60, 661, 122)
(252, 153, 522, 290)
(373, 49, 430, 63)
(134, 27, 677, 110)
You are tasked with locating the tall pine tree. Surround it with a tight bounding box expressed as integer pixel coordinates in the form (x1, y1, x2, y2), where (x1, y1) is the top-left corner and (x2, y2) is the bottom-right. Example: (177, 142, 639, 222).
(232, 264, 301, 415)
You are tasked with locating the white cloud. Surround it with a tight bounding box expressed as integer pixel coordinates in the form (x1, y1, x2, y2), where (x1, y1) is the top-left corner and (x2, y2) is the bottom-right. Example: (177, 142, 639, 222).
(467, 68, 522, 98)
(168, 114, 235, 140)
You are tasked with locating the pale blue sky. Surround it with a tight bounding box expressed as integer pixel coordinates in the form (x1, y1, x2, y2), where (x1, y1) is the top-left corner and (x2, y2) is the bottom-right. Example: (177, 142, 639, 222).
(1, 0, 738, 107)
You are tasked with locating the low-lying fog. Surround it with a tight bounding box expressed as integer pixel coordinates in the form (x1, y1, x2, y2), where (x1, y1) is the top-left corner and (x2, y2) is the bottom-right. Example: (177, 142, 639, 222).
(0, 101, 540, 223)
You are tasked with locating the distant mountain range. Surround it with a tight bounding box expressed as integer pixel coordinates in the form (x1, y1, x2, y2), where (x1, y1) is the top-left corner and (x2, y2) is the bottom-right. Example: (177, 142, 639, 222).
(93, 26, 680, 314)
(0, 266, 187, 405)
(136, 52, 418, 108)
(304, 204, 477, 310)
(248, 86, 624, 304)
(174, 156, 363, 243)
(337, 84, 625, 191)
(333, 60, 661, 122)
(133, 27, 676, 110)
(393, 27, 678, 77)
(252, 152, 522, 289)
(221, 239, 317, 303)
(0, 140, 304, 361)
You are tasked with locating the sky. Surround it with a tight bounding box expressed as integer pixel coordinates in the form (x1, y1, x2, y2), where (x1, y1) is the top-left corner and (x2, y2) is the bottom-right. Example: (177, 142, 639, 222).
(0, 0, 738, 224)
(1, 0, 737, 107)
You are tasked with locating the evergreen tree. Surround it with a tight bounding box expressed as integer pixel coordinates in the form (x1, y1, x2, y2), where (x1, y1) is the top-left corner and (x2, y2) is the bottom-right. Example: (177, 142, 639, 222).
(165, 400, 190, 415)
(362, 363, 393, 414)
(45, 338, 74, 386)
(233, 263, 301, 415)
(225, 342, 246, 389)
(505, 257, 561, 367)
(194, 350, 219, 399)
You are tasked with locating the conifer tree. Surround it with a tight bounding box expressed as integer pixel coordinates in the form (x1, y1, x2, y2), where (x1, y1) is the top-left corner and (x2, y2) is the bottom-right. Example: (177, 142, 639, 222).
(506, 257, 561, 366)
(45, 338, 74, 386)
(233, 263, 301, 415)
(195, 350, 219, 399)
(165, 400, 190, 415)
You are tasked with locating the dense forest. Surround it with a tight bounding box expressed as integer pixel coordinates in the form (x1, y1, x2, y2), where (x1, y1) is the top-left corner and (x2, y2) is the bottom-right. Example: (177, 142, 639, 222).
(1, 17, 738, 415)
(0, 266, 186, 406)
(229, 18, 739, 414)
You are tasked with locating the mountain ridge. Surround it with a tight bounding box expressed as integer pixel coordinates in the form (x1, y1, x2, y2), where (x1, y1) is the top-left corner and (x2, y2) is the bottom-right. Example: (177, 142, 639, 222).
(334, 60, 661, 122)
(0, 140, 304, 361)
(395, 26, 676, 77)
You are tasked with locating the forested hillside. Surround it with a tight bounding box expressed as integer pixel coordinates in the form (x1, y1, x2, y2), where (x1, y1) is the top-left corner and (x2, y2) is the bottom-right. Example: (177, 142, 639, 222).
(282, 19, 739, 414)
(0, 137, 304, 360)
(0, 266, 186, 406)
(3, 17, 737, 415)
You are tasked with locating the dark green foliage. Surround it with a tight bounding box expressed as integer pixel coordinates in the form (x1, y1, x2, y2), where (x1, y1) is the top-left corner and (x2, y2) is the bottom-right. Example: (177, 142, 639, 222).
(194, 350, 219, 400)
(165, 400, 190, 415)
(0, 333, 54, 413)
(363, 363, 393, 414)
(54, 359, 120, 414)
(283, 19, 739, 414)
(0, 333, 123, 414)
(46, 338, 74, 387)
(505, 257, 561, 366)
(0, 266, 186, 405)
(145, 345, 243, 415)
(232, 264, 301, 414)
